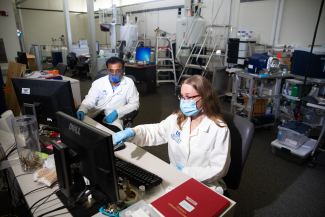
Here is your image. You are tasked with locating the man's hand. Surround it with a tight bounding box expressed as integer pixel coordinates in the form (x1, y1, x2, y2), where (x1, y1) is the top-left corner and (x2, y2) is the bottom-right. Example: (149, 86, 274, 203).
(106, 110, 118, 123)
(76, 111, 84, 120)
(176, 164, 184, 171)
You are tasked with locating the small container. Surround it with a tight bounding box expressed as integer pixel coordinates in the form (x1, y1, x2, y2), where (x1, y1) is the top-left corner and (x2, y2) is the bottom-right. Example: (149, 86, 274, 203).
(271, 139, 317, 164)
(119, 200, 160, 217)
(277, 120, 312, 149)
(282, 66, 288, 75)
(138, 185, 145, 201)
(237, 31, 241, 38)
(11, 115, 43, 172)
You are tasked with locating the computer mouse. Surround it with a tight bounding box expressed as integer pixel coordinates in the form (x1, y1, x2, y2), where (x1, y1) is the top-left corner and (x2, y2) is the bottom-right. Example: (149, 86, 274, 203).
(114, 143, 126, 152)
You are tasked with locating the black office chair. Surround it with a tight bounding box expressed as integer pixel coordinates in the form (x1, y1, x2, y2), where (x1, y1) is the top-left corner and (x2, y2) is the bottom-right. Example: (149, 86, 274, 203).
(222, 111, 255, 198)
(93, 68, 139, 129)
(67, 52, 78, 74)
(16, 52, 29, 68)
(55, 63, 67, 75)
(73, 56, 89, 80)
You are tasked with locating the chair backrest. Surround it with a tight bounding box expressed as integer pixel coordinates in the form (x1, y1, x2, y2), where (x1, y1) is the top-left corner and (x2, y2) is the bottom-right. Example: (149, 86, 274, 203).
(67, 52, 78, 68)
(222, 111, 254, 190)
(94, 68, 108, 81)
(55, 63, 67, 75)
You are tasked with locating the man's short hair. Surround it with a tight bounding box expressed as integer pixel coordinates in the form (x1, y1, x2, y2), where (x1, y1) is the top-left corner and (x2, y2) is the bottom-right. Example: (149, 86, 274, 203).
(106, 57, 125, 69)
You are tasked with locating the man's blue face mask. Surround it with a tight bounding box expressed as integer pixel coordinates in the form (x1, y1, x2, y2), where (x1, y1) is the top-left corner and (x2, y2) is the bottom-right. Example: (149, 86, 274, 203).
(180, 97, 202, 116)
(108, 71, 122, 83)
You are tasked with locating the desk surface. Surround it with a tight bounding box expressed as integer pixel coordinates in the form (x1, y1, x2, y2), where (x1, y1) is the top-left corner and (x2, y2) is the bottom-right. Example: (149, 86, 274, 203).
(125, 64, 157, 69)
(1, 116, 235, 217)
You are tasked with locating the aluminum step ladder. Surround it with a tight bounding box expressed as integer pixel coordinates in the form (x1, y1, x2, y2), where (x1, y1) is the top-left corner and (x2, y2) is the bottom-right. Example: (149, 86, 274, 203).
(175, 25, 228, 90)
(155, 37, 176, 85)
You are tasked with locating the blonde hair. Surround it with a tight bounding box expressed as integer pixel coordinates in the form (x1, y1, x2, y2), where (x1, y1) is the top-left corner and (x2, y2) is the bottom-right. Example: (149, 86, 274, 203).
(173, 75, 226, 130)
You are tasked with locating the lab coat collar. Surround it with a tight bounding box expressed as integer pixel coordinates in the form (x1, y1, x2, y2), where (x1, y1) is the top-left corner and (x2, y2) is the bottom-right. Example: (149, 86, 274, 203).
(182, 115, 211, 133)
(111, 76, 127, 95)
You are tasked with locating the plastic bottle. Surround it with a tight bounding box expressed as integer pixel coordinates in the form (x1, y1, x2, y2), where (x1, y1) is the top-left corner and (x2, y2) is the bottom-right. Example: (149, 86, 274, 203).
(245, 32, 249, 39)
(249, 30, 253, 39)
(283, 66, 288, 75)
(241, 31, 246, 39)
(138, 185, 146, 201)
(237, 31, 241, 38)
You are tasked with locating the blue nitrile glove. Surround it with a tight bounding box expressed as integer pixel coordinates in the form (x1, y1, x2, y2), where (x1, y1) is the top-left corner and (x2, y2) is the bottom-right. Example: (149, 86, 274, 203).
(176, 164, 184, 171)
(76, 111, 84, 120)
(113, 128, 134, 146)
(106, 110, 118, 123)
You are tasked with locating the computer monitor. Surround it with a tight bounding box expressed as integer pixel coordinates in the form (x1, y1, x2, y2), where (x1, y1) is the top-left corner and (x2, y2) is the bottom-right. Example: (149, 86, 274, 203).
(17, 52, 28, 66)
(11, 77, 77, 129)
(96, 41, 99, 53)
(53, 111, 119, 204)
(135, 47, 151, 62)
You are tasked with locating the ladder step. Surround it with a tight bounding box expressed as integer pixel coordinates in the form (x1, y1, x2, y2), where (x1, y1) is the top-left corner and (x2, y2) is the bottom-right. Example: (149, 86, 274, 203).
(181, 74, 192, 78)
(190, 54, 225, 58)
(194, 44, 215, 48)
(157, 58, 174, 61)
(186, 64, 207, 70)
(190, 54, 210, 58)
(157, 64, 179, 67)
(157, 69, 175, 72)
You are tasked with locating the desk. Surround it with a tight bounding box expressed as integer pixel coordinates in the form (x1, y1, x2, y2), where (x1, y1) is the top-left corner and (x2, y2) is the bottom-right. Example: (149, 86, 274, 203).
(0, 116, 235, 217)
(125, 64, 157, 96)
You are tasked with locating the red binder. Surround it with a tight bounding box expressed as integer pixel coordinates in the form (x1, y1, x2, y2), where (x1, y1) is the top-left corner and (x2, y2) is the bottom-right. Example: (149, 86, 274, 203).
(151, 178, 230, 217)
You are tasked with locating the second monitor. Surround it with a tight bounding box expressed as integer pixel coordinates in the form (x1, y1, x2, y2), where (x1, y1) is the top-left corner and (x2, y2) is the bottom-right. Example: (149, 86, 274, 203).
(135, 47, 151, 62)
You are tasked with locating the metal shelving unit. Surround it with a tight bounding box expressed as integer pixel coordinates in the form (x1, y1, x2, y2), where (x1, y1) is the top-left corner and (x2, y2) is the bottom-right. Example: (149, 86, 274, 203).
(230, 71, 291, 127)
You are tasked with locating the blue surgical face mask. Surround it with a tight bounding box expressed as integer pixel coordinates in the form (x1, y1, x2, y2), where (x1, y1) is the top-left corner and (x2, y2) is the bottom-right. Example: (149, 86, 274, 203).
(109, 72, 122, 83)
(180, 98, 202, 116)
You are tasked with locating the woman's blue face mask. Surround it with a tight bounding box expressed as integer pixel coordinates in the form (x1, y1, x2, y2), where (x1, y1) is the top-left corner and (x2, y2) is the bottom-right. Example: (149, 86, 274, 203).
(180, 97, 202, 116)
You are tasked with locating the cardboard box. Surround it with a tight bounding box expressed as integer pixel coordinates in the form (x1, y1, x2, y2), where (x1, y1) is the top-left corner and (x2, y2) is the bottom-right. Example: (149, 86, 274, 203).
(283, 57, 291, 71)
(243, 97, 271, 116)
(26, 53, 37, 71)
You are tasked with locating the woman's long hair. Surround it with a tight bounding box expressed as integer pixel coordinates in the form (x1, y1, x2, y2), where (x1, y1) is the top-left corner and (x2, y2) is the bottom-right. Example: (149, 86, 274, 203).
(173, 75, 225, 130)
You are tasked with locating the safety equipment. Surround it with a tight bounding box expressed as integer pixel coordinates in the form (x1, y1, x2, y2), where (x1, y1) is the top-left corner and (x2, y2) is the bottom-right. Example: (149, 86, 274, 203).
(76, 111, 84, 120)
(176, 164, 184, 171)
(106, 110, 118, 123)
(113, 128, 134, 145)
(180, 98, 202, 116)
(109, 72, 123, 83)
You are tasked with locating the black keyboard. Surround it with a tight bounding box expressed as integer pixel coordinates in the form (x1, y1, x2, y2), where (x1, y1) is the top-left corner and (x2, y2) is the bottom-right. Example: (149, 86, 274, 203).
(115, 157, 163, 189)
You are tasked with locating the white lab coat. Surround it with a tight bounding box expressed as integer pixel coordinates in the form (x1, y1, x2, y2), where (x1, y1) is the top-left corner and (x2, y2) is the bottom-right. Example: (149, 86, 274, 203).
(130, 114, 231, 194)
(78, 75, 139, 130)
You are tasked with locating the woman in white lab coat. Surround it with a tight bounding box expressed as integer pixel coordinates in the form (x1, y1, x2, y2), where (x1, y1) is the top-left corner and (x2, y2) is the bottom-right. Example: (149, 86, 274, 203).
(114, 75, 231, 194)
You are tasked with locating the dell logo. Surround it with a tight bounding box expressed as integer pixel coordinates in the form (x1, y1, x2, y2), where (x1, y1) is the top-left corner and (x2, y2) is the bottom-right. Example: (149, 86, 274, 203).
(69, 123, 80, 135)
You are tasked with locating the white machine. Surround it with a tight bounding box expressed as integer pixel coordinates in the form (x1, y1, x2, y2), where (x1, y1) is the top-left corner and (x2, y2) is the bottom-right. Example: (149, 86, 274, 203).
(176, 0, 206, 65)
(119, 14, 138, 54)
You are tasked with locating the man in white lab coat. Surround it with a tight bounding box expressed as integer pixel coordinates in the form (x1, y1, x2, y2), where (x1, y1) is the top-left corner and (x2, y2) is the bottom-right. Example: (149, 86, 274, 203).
(113, 75, 231, 194)
(76, 57, 139, 132)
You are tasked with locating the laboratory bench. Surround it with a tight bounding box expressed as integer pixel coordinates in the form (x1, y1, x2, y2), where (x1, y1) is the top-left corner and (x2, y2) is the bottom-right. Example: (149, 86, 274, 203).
(0, 116, 236, 217)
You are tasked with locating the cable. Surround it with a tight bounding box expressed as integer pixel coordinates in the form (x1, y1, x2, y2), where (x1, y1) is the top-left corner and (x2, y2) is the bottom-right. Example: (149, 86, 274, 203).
(26, 189, 60, 216)
(37, 186, 95, 217)
(32, 189, 60, 216)
(23, 186, 48, 197)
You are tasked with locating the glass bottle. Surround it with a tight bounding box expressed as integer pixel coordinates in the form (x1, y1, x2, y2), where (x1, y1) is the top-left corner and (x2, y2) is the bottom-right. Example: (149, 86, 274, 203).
(138, 185, 146, 201)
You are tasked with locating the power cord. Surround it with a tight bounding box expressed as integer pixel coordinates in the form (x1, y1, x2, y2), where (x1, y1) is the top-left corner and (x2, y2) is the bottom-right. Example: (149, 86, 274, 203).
(37, 186, 95, 217)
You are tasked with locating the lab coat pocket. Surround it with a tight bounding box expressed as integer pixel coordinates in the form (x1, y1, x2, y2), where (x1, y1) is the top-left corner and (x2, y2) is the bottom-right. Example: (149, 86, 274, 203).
(188, 147, 210, 167)
(95, 95, 110, 108)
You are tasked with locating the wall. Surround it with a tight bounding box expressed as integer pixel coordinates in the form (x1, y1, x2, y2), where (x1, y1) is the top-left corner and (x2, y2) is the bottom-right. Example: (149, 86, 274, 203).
(0, 0, 22, 72)
(16, 0, 325, 57)
(19, 0, 87, 50)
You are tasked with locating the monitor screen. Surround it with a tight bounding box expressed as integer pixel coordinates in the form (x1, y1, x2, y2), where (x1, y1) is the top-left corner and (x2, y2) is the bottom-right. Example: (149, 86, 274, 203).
(54, 111, 119, 204)
(135, 47, 151, 61)
(11, 77, 77, 128)
(96, 41, 99, 53)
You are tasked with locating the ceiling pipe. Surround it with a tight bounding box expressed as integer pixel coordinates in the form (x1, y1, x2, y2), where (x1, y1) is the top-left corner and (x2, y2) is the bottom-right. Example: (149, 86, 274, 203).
(270, 0, 280, 46)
